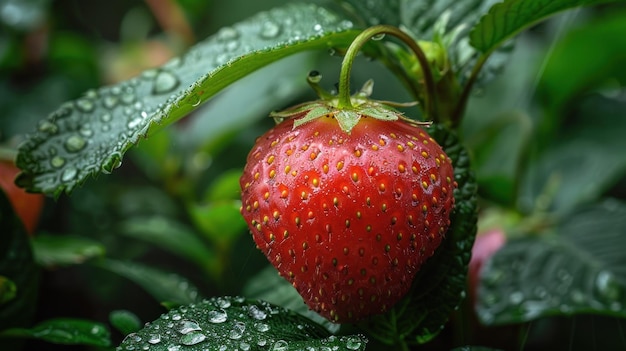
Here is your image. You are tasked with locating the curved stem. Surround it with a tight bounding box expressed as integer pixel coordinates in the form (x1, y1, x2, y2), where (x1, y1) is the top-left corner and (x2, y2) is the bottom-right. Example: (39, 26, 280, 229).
(337, 25, 438, 119)
(450, 54, 489, 127)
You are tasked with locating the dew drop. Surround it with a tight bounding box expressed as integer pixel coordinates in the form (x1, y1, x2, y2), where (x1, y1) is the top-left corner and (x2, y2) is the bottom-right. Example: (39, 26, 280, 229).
(171, 313, 182, 321)
(207, 309, 227, 323)
(101, 113, 112, 122)
(76, 98, 94, 112)
(61, 167, 78, 182)
(254, 322, 269, 332)
(509, 291, 524, 304)
(79, 127, 93, 137)
(121, 91, 136, 105)
(180, 331, 206, 346)
(64, 135, 87, 153)
(38, 120, 58, 134)
(228, 321, 245, 340)
(240, 342, 251, 351)
(177, 320, 201, 334)
(103, 96, 119, 109)
(247, 305, 267, 320)
(142, 69, 158, 79)
(101, 152, 123, 174)
(595, 270, 621, 300)
(271, 340, 289, 351)
(259, 20, 281, 39)
(216, 298, 231, 309)
(217, 26, 240, 41)
(128, 117, 142, 129)
(152, 71, 180, 95)
(257, 339, 267, 347)
(346, 336, 362, 350)
(313, 23, 323, 32)
(147, 334, 161, 344)
(50, 156, 65, 168)
(371, 33, 385, 41)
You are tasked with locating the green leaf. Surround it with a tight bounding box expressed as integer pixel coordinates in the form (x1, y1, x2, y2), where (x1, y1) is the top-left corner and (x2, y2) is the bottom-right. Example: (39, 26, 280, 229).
(117, 296, 367, 351)
(537, 9, 626, 116)
(477, 199, 626, 325)
(359, 125, 478, 344)
(16, 3, 360, 196)
(203, 169, 243, 202)
(31, 234, 105, 267)
(0, 318, 111, 347)
(119, 217, 217, 274)
(400, 0, 511, 84)
(243, 265, 341, 334)
(95, 259, 202, 306)
(521, 95, 626, 213)
(335, 0, 401, 26)
(110, 310, 142, 336)
(0, 191, 39, 333)
(0, 276, 17, 305)
(188, 201, 248, 248)
(469, 0, 621, 55)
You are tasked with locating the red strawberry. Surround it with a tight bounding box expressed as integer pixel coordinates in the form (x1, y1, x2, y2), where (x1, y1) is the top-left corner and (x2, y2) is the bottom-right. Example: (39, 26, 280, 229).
(240, 84, 455, 323)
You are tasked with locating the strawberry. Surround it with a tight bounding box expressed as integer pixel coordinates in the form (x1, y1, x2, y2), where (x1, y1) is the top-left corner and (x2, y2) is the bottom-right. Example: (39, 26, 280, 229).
(239, 81, 455, 323)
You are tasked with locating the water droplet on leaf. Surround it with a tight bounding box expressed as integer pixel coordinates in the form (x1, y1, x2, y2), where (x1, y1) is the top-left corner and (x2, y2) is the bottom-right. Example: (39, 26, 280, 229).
(180, 331, 206, 346)
(61, 167, 78, 182)
(207, 309, 227, 323)
(271, 340, 288, 351)
(76, 98, 94, 112)
(260, 21, 281, 39)
(346, 336, 362, 350)
(102, 153, 122, 174)
(64, 135, 87, 153)
(147, 334, 161, 344)
(247, 305, 267, 320)
(50, 156, 65, 168)
(152, 71, 180, 95)
(254, 322, 269, 332)
(177, 320, 201, 334)
(38, 120, 58, 134)
(228, 321, 245, 340)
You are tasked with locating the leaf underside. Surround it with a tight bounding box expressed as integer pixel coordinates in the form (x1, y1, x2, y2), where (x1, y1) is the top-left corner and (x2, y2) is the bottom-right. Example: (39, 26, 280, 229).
(16, 3, 360, 196)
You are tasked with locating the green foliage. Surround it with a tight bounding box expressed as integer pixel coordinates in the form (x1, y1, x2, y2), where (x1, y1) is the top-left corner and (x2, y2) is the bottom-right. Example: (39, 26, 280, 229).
(109, 310, 142, 336)
(477, 200, 626, 325)
(31, 234, 105, 267)
(0, 318, 111, 347)
(117, 297, 367, 351)
(95, 259, 203, 306)
(15, 3, 360, 196)
(469, 0, 620, 55)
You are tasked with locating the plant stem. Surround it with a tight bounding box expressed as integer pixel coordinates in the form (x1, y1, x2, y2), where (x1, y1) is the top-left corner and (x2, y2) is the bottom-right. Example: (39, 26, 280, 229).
(337, 25, 438, 119)
(450, 54, 489, 127)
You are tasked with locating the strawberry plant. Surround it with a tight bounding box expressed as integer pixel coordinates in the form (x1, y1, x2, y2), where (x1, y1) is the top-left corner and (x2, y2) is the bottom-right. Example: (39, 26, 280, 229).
(1, 0, 626, 350)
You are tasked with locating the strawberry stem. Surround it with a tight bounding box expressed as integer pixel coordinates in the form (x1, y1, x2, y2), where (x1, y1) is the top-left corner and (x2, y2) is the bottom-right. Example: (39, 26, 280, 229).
(337, 25, 438, 119)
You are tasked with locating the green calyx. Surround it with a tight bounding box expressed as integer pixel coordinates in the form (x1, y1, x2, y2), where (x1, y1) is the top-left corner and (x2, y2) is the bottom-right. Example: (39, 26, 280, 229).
(271, 25, 437, 134)
(270, 76, 424, 134)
